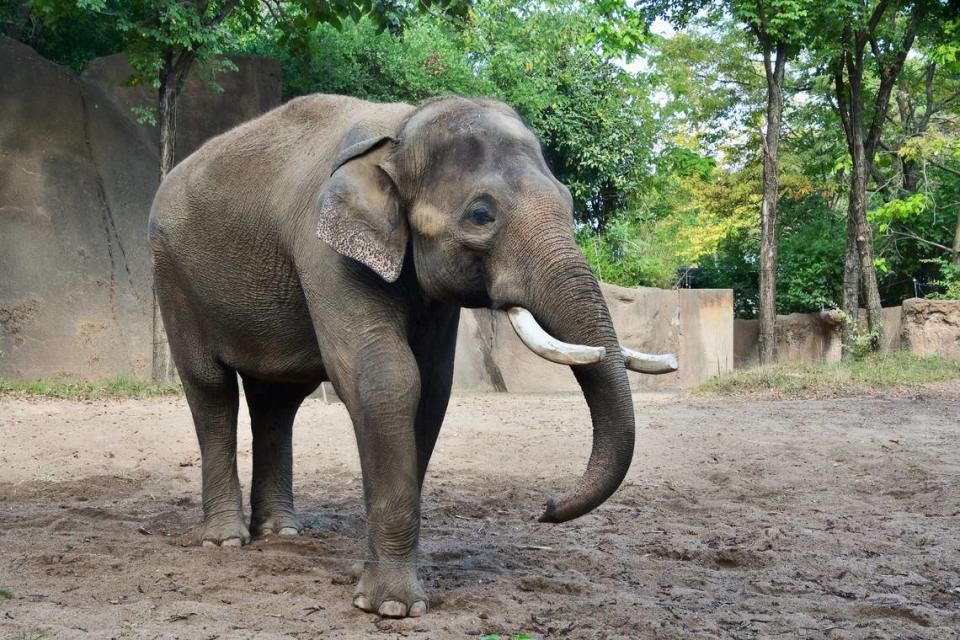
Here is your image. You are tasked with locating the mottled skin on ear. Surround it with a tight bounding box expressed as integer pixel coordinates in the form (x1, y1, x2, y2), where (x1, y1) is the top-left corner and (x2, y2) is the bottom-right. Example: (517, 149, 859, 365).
(149, 93, 635, 619)
(317, 140, 406, 282)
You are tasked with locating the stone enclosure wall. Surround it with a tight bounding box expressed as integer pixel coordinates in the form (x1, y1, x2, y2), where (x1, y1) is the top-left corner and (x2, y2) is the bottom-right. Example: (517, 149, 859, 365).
(734, 299, 960, 366)
(0, 38, 734, 389)
(0, 37, 282, 382)
(901, 298, 960, 359)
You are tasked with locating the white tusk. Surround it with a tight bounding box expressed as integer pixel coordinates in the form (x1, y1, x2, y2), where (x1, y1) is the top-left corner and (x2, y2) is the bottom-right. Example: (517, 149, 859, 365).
(621, 347, 678, 374)
(507, 307, 606, 366)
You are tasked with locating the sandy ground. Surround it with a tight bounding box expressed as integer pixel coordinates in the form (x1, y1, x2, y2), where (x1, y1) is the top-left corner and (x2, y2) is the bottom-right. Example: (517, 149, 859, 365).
(1, 391, 958, 639)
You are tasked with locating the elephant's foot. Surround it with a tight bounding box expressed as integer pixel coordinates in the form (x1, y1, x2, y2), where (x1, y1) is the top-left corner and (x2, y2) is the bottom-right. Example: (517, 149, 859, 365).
(353, 562, 428, 618)
(250, 506, 302, 538)
(199, 511, 250, 547)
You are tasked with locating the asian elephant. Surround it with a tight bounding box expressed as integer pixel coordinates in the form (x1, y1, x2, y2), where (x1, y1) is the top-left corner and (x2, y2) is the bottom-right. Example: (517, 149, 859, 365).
(149, 94, 676, 618)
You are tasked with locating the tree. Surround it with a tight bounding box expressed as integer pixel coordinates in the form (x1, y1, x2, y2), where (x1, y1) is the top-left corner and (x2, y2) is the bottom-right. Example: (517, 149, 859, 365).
(828, 0, 929, 360)
(731, 0, 807, 363)
(651, 0, 808, 362)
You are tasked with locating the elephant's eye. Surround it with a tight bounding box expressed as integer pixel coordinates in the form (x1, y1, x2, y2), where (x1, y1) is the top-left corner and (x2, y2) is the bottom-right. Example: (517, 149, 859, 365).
(469, 204, 495, 226)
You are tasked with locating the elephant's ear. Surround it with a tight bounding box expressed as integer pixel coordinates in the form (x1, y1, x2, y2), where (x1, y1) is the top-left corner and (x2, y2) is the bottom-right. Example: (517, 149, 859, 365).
(316, 130, 407, 282)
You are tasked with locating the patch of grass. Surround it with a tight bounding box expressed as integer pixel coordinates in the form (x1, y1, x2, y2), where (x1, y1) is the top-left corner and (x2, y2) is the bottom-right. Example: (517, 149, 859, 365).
(0, 588, 12, 598)
(0, 376, 181, 400)
(698, 353, 960, 398)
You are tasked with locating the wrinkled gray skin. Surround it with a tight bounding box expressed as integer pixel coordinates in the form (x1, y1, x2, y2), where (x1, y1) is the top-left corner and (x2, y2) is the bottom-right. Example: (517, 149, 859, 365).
(149, 95, 635, 618)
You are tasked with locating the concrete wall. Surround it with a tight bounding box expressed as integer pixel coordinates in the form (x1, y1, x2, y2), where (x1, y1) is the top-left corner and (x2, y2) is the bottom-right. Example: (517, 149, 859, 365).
(0, 39, 281, 381)
(734, 312, 841, 368)
(453, 285, 734, 392)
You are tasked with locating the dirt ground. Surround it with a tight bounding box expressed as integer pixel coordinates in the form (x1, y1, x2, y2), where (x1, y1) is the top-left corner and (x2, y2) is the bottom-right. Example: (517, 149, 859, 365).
(1, 391, 958, 639)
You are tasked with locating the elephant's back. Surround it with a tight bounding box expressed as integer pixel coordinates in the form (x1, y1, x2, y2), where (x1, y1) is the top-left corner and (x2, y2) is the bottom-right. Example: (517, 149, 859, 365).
(152, 94, 414, 244)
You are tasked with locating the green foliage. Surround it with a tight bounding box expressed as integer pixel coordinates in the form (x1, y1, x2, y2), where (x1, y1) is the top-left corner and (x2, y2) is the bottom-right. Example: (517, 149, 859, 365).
(869, 193, 931, 234)
(4, 0, 959, 313)
(250, 13, 494, 102)
(576, 217, 679, 288)
(931, 17, 960, 66)
(776, 196, 846, 312)
(246, 1, 658, 231)
(1, 0, 123, 71)
(0, 376, 182, 399)
(0, 589, 11, 599)
(924, 257, 960, 300)
(469, 3, 655, 229)
(698, 353, 960, 397)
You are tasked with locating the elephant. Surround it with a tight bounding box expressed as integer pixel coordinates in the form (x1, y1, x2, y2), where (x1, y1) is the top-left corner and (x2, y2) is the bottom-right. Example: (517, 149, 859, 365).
(149, 93, 677, 618)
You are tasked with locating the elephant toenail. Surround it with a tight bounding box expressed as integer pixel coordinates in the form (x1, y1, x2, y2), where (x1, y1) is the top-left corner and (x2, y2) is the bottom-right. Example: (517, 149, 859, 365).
(378, 600, 406, 618)
(202, 539, 218, 548)
(278, 527, 299, 536)
(221, 537, 242, 547)
(409, 601, 427, 617)
(353, 595, 372, 611)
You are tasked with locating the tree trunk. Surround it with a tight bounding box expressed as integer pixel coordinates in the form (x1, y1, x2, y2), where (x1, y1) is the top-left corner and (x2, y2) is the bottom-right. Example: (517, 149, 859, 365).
(848, 105, 883, 343)
(151, 62, 189, 384)
(841, 207, 861, 362)
(837, 27, 886, 360)
(757, 40, 786, 366)
(953, 207, 960, 266)
(844, 131, 884, 357)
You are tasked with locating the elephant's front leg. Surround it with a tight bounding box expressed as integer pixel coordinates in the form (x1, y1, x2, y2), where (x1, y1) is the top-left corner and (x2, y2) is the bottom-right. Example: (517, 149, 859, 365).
(338, 344, 427, 618)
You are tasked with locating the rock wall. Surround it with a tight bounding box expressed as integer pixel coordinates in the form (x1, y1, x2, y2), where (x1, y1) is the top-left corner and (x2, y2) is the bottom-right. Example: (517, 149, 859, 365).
(453, 286, 734, 392)
(81, 54, 281, 161)
(901, 298, 960, 358)
(0, 39, 281, 381)
(733, 303, 954, 367)
(0, 37, 157, 381)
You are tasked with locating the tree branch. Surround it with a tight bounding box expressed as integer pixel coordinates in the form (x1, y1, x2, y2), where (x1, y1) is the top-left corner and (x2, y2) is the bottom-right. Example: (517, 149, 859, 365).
(918, 62, 937, 132)
(864, 2, 925, 164)
(834, 60, 853, 151)
(867, 0, 890, 34)
(891, 229, 953, 253)
(204, 0, 240, 29)
(929, 159, 960, 179)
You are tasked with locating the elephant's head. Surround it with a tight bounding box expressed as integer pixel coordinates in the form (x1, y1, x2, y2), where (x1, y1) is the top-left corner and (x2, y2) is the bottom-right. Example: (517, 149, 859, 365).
(318, 96, 673, 522)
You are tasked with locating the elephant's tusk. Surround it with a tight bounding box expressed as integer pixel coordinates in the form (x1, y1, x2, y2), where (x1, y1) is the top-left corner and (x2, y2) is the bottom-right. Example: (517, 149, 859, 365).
(621, 347, 678, 374)
(507, 307, 606, 366)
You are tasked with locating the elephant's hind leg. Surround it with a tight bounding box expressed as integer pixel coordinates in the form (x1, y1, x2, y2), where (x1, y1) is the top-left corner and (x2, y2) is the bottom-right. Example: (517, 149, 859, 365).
(180, 365, 249, 547)
(242, 378, 314, 537)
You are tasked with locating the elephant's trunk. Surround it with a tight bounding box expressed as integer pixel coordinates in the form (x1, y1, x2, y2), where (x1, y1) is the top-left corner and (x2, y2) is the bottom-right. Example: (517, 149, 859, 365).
(512, 235, 636, 523)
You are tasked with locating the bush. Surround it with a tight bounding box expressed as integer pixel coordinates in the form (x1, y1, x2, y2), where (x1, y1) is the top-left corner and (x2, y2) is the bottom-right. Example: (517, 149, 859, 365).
(924, 257, 960, 300)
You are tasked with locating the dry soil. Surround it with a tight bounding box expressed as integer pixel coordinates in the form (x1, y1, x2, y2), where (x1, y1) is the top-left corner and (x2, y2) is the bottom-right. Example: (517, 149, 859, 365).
(1, 391, 958, 639)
